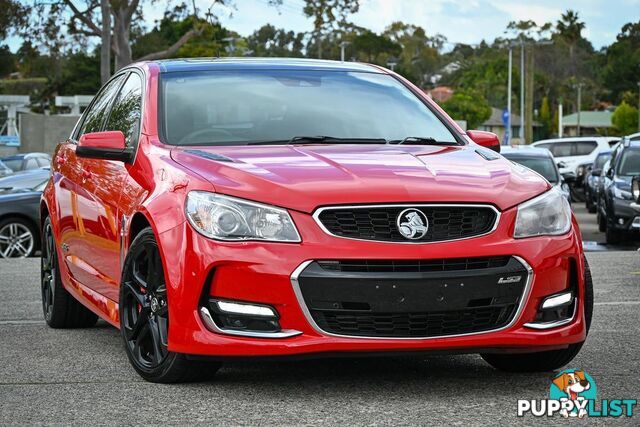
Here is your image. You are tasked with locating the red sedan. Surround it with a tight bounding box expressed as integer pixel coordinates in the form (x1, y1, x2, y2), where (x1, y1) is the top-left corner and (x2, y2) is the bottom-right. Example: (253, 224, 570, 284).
(41, 59, 592, 383)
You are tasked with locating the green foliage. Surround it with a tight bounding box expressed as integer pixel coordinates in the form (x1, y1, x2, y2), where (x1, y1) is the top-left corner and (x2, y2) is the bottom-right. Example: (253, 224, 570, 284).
(0, 45, 16, 77)
(352, 30, 400, 63)
(247, 25, 305, 57)
(539, 96, 552, 138)
(0, 78, 47, 95)
(441, 88, 492, 129)
(612, 101, 639, 135)
(602, 22, 640, 103)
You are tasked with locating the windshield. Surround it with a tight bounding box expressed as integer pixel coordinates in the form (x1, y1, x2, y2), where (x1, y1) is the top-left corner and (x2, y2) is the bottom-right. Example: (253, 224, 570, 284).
(160, 70, 457, 146)
(617, 149, 640, 176)
(594, 153, 611, 169)
(506, 157, 559, 183)
(2, 159, 20, 171)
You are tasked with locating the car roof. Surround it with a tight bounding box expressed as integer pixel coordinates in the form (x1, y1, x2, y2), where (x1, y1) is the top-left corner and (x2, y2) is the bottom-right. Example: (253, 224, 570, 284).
(532, 136, 619, 144)
(501, 146, 553, 158)
(153, 57, 385, 74)
(1, 152, 49, 160)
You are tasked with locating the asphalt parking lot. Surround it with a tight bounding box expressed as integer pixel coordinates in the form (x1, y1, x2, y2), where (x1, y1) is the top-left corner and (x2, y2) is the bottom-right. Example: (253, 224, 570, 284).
(1, 209, 639, 425)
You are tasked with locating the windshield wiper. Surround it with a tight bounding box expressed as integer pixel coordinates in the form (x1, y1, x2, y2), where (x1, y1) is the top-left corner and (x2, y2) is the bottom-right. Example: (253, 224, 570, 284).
(247, 136, 388, 145)
(387, 137, 459, 146)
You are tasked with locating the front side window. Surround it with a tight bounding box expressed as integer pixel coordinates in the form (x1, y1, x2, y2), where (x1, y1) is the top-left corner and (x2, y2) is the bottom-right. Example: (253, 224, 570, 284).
(160, 70, 457, 146)
(105, 73, 143, 148)
(77, 74, 126, 138)
(594, 153, 611, 169)
(617, 149, 640, 176)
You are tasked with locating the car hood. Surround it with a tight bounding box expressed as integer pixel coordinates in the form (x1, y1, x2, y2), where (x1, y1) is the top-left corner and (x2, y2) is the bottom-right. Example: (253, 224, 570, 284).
(0, 188, 41, 199)
(170, 144, 549, 213)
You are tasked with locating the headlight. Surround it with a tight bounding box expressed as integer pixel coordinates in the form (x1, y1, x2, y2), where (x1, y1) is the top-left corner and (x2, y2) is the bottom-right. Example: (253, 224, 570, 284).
(514, 189, 572, 238)
(613, 186, 632, 200)
(185, 192, 301, 242)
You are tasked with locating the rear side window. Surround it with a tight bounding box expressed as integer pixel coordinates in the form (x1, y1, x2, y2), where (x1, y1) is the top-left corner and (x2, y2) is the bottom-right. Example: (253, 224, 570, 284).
(537, 141, 596, 157)
(105, 73, 143, 148)
(76, 75, 126, 138)
(574, 141, 597, 155)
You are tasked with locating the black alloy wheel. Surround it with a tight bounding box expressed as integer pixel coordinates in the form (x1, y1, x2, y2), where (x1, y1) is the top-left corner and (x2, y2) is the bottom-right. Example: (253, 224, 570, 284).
(120, 227, 221, 383)
(41, 216, 97, 328)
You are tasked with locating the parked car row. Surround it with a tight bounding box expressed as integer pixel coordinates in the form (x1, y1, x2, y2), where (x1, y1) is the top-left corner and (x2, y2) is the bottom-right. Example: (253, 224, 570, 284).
(595, 133, 640, 243)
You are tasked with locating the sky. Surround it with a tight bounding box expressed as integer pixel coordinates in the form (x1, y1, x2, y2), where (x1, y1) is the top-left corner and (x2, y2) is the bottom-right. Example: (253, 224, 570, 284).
(4, 0, 640, 51)
(205, 0, 640, 49)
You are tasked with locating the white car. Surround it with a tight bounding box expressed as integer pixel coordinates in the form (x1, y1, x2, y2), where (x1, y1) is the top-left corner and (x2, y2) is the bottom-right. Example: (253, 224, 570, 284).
(532, 137, 619, 177)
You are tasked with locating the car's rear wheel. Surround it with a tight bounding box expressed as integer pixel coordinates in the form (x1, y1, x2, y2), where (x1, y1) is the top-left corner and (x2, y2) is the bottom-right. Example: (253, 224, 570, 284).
(41, 216, 98, 328)
(481, 257, 593, 372)
(120, 227, 221, 383)
(0, 217, 37, 258)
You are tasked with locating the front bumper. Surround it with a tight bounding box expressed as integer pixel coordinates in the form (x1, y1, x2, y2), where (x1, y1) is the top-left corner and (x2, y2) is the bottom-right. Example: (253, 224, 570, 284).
(158, 207, 587, 358)
(609, 197, 640, 232)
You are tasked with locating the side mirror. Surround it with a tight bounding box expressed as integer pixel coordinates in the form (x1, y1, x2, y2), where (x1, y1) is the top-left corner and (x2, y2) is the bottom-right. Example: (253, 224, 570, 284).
(467, 130, 500, 153)
(76, 131, 133, 162)
(632, 176, 640, 203)
(606, 168, 614, 178)
(591, 169, 601, 177)
(562, 172, 577, 183)
(557, 161, 567, 169)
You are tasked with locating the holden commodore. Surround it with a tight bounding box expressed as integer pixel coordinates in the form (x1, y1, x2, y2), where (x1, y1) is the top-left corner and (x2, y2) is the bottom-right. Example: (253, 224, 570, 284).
(41, 58, 592, 383)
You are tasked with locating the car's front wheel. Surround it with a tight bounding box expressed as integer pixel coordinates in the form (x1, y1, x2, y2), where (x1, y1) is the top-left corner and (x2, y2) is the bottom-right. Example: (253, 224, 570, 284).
(481, 257, 593, 372)
(120, 227, 221, 383)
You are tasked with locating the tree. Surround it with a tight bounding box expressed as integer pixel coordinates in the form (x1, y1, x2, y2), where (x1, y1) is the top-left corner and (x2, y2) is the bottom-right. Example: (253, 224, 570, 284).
(303, 0, 359, 58)
(539, 96, 552, 138)
(612, 101, 639, 135)
(440, 88, 492, 129)
(352, 30, 400, 63)
(0, 45, 17, 78)
(0, 0, 29, 39)
(247, 24, 305, 57)
(602, 21, 640, 103)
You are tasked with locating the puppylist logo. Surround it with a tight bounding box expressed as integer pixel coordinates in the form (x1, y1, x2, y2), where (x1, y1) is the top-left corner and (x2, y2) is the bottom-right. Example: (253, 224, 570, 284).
(517, 369, 637, 419)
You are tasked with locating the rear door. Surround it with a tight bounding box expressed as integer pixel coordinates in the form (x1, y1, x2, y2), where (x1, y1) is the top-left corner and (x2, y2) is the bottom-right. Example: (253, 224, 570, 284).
(79, 71, 144, 300)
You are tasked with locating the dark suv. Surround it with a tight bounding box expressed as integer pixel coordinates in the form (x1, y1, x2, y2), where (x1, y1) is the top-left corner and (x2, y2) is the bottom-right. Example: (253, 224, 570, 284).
(599, 139, 640, 243)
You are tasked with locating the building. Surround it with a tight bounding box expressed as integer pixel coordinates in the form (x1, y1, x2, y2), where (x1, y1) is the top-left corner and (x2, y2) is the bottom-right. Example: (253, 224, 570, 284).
(426, 86, 454, 103)
(478, 107, 542, 144)
(561, 110, 613, 136)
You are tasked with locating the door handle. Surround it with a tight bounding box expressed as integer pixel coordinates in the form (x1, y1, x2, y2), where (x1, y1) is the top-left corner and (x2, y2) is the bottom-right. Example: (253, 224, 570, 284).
(82, 169, 91, 180)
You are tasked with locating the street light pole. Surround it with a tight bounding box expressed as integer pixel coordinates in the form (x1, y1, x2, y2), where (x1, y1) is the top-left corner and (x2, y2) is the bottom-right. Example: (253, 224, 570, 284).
(575, 82, 583, 136)
(637, 81, 640, 132)
(507, 47, 512, 145)
(339, 41, 350, 62)
(519, 39, 525, 140)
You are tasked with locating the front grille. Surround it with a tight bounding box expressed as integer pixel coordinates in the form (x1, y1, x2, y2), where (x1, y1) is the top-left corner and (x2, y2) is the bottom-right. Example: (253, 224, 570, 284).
(314, 305, 518, 338)
(295, 257, 528, 338)
(316, 205, 497, 242)
(317, 256, 511, 273)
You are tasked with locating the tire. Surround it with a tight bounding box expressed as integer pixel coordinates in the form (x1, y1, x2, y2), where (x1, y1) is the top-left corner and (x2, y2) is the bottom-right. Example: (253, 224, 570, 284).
(0, 217, 38, 258)
(120, 227, 221, 383)
(41, 216, 98, 328)
(605, 224, 623, 245)
(481, 257, 594, 372)
(597, 210, 606, 232)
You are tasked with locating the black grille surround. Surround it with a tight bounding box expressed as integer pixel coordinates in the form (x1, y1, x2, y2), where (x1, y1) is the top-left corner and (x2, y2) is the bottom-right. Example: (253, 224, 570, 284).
(292, 256, 530, 339)
(314, 204, 499, 243)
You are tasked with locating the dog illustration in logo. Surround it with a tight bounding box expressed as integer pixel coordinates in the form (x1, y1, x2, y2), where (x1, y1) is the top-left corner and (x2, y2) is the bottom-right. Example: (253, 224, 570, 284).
(553, 370, 591, 418)
(398, 211, 428, 239)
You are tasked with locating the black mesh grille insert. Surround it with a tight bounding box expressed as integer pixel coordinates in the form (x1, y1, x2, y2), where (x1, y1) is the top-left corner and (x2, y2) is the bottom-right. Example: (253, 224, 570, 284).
(317, 205, 497, 242)
(317, 256, 511, 273)
(313, 305, 518, 338)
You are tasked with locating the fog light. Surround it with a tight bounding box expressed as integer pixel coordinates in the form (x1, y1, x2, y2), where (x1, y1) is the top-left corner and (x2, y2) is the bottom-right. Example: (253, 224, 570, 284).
(618, 218, 625, 225)
(541, 291, 573, 310)
(215, 300, 276, 317)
